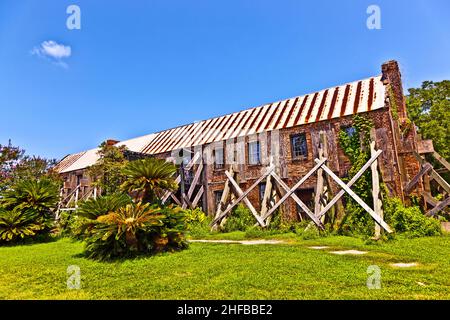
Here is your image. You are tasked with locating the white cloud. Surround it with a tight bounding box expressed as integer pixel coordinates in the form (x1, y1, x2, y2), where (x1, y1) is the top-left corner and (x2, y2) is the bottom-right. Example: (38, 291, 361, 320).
(31, 40, 71, 67)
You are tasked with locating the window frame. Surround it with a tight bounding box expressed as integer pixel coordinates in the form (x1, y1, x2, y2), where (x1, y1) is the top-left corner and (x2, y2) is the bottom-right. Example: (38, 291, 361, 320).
(247, 140, 261, 166)
(290, 133, 308, 160)
(213, 146, 225, 170)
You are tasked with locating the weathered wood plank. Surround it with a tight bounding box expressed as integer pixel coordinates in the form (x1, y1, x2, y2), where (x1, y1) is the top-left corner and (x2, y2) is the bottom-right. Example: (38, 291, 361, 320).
(211, 166, 274, 226)
(317, 150, 382, 219)
(192, 186, 204, 208)
(403, 163, 433, 195)
(267, 170, 325, 229)
(263, 159, 327, 221)
(371, 141, 383, 239)
(432, 152, 450, 172)
(260, 175, 273, 220)
(421, 191, 439, 207)
(427, 197, 450, 217)
(187, 161, 204, 199)
(317, 159, 393, 233)
(224, 171, 266, 227)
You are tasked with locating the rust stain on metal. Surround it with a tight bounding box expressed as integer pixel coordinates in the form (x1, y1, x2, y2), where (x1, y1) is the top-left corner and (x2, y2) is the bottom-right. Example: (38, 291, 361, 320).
(236, 107, 258, 137)
(244, 106, 264, 136)
(327, 87, 339, 120)
(294, 95, 309, 126)
(255, 103, 273, 133)
(304, 92, 319, 124)
(282, 97, 299, 128)
(272, 99, 290, 129)
(314, 90, 329, 122)
(264, 102, 282, 130)
(340, 84, 351, 117)
(368, 78, 374, 111)
(353, 81, 363, 114)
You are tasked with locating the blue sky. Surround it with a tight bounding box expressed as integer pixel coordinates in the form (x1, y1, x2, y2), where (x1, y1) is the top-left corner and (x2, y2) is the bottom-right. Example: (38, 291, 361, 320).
(1, 0, 449, 160)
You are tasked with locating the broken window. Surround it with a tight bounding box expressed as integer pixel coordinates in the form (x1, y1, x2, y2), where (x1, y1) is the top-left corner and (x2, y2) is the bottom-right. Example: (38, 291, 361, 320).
(214, 147, 225, 170)
(248, 141, 261, 165)
(291, 133, 308, 159)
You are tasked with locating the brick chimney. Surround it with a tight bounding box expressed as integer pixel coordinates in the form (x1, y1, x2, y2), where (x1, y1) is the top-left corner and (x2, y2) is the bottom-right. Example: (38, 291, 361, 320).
(105, 139, 119, 146)
(381, 60, 407, 119)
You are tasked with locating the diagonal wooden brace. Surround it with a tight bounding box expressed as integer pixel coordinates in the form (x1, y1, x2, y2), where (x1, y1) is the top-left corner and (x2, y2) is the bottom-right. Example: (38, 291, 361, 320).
(317, 150, 382, 219)
(210, 166, 274, 226)
(268, 170, 325, 230)
(225, 171, 266, 227)
(316, 159, 393, 233)
(261, 159, 327, 228)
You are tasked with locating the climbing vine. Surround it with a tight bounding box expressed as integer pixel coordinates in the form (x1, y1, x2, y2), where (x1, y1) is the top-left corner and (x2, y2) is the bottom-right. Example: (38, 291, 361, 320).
(338, 115, 375, 236)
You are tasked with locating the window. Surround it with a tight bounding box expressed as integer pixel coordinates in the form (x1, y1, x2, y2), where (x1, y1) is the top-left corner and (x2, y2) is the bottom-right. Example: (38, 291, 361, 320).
(214, 147, 225, 170)
(248, 141, 261, 165)
(214, 190, 224, 211)
(343, 126, 356, 138)
(291, 134, 308, 159)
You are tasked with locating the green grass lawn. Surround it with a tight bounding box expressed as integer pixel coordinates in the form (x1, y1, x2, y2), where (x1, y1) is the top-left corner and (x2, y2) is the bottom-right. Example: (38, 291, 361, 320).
(0, 235, 449, 300)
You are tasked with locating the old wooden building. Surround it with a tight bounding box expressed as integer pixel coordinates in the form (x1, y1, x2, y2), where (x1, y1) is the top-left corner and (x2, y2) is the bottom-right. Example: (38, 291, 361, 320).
(56, 61, 430, 225)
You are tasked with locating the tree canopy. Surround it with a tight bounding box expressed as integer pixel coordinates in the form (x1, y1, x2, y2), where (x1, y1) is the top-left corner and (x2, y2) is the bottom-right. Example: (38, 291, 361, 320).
(406, 80, 450, 161)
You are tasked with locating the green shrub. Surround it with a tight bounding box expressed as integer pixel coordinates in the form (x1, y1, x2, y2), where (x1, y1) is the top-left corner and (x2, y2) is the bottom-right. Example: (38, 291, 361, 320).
(184, 208, 211, 238)
(222, 204, 255, 232)
(79, 201, 188, 260)
(0, 208, 47, 243)
(76, 193, 133, 220)
(0, 179, 58, 244)
(0, 179, 59, 215)
(384, 197, 441, 238)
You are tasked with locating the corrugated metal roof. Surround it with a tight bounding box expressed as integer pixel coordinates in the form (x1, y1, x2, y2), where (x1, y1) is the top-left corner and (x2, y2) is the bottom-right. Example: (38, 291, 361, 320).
(56, 134, 158, 174)
(141, 75, 385, 154)
(56, 75, 385, 173)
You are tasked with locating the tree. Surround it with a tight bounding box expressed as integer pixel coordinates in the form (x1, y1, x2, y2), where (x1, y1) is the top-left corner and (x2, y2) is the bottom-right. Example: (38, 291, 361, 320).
(87, 142, 128, 195)
(9, 156, 60, 185)
(406, 80, 450, 161)
(0, 141, 24, 190)
(120, 158, 179, 203)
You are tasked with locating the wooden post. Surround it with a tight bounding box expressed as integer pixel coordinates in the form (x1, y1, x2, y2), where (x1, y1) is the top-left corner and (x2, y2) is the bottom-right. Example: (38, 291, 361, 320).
(316, 159, 393, 233)
(74, 186, 79, 208)
(371, 140, 384, 239)
(260, 175, 274, 225)
(225, 170, 266, 227)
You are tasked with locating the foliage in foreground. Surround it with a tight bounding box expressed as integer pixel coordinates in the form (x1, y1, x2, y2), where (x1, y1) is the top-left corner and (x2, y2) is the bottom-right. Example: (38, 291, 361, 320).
(69, 192, 187, 260)
(0, 179, 59, 244)
(384, 197, 442, 238)
(120, 158, 178, 203)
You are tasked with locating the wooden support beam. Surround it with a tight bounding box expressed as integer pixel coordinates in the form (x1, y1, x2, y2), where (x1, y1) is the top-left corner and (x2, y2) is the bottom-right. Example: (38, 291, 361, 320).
(263, 159, 327, 222)
(192, 186, 204, 208)
(260, 175, 274, 224)
(371, 141, 384, 239)
(316, 159, 393, 233)
(314, 148, 325, 218)
(413, 151, 450, 194)
(224, 171, 266, 227)
(170, 193, 182, 206)
(317, 150, 382, 219)
(421, 191, 439, 207)
(211, 166, 274, 226)
(268, 171, 325, 229)
(427, 197, 450, 217)
(432, 152, 450, 172)
(187, 161, 204, 199)
(403, 163, 433, 195)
